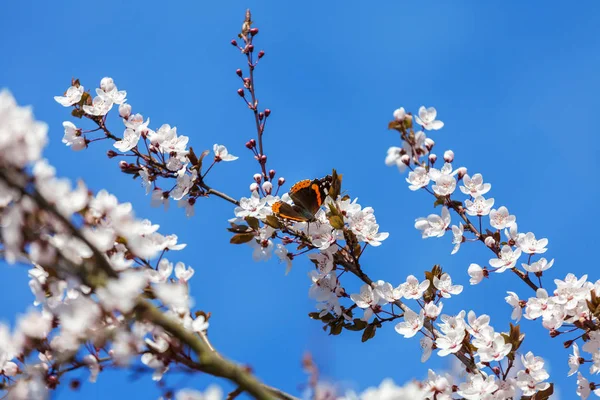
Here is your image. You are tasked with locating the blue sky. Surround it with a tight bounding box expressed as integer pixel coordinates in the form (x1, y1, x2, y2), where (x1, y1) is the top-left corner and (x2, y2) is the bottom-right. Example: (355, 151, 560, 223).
(2, 1, 600, 399)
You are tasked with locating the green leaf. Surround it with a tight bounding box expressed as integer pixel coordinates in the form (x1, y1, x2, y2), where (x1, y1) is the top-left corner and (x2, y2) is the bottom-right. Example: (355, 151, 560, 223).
(230, 233, 255, 244)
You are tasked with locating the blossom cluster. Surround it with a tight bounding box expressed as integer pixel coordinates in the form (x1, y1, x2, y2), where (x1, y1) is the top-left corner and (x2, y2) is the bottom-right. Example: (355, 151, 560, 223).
(55, 77, 238, 218)
(1, 90, 210, 399)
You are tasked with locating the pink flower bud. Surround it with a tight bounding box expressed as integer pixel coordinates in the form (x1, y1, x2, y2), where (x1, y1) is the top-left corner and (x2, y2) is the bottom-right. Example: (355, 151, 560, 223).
(236, 69, 243, 77)
(245, 141, 254, 149)
(259, 154, 267, 164)
(456, 167, 467, 180)
(237, 88, 245, 97)
(259, 112, 264, 120)
(106, 150, 118, 158)
(278, 177, 285, 186)
(424, 138, 435, 151)
(269, 169, 276, 179)
(253, 173, 262, 183)
(118, 103, 132, 118)
(248, 44, 254, 52)
(258, 50, 265, 59)
(444, 150, 454, 163)
(250, 182, 259, 192)
(231, 39, 238, 47)
(484, 236, 496, 248)
(250, 27, 259, 36)
(400, 154, 411, 166)
(249, 138, 256, 147)
(262, 181, 273, 194)
(264, 109, 271, 117)
(428, 154, 437, 164)
(119, 160, 128, 170)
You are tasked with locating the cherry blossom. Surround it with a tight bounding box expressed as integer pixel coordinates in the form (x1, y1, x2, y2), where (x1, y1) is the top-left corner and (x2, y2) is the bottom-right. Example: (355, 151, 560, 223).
(517, 232, 548, 254)
(433, 273, 463, 298)
(489, 206, 516, 230)
(54, 85, 84, 107)
(459, 173, 491, 197)
(415, 106, 444, 130)
(464, 195, 494, 217)
(414, 206, 451, 238)
(61, 121, 86, 151)
(213, 144, 238, 161)
(467, 263, 484, 285)
(394, 309, 424, 338)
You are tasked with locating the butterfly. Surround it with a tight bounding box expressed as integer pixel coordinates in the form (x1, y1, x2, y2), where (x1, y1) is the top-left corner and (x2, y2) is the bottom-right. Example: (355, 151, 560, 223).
(272, 176, 332, 222)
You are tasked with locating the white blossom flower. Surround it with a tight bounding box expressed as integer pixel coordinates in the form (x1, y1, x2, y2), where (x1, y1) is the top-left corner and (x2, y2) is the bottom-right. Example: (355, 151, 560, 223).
(433, 273, 463, 298)
(522, 258, 554, 273)
(406, 167, 430, 191)
(415, 106, 444, 130)
(420, 336, 434, 362)
(517, 232, 548, 254)
(399, 275, 430, 299)
(457, 374, 498, 400)
(505, 291, 522, 322)
(96, 77, 127, 105)
(213, 144, 238, 161)
(468, 263, 484, 285)
(114, 128, 141, 152)
(459, 173, 491, 197)
(465, 195, 494, 216)
(424, 301, 443, 319)
(451, 223, 464, 254)
(489, 206, 516, 230)
(175, 262, 195, 283)
(436, 329, 465, 356)
(62, 121, 86, 151)
(568, 343, 582, 377)
(415, 206, 451, 238)
(489, 245, 522, 273)
(54, 85, 84, 107)
(394, 309, 424, 338)
(83, 95, 113, 116)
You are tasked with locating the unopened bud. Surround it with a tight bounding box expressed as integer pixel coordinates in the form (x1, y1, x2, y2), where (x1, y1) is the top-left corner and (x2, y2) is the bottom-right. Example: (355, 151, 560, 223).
(269, 169, 276, 179)
(231, 39, 238, 47)
(253, 173, 262, 183)
(100, 77, 115, 92)
(428, 154, 437, 164)
(248, 44, 254, 52)
(259, 112, 264, 120)
(262, 181, 273, 194)
(258, 50, 265, 59)
(245, 141, 254, 149)
(484, 236, 496, 248)
(424, 138, 435, 151)
(250, 27, 259, 36)
(400, 154, 411, 166)
(107, 150, 118, 159)
(250, 139, 256, 147)
(456, 167, 468, 180)
(70, 379, 81, 390)
(278, 177, 285, 186)
(118, 103, 132, 118)
(393, 107, 406, 121)
(250, 182, 259, 192)
(236, 69, 243, 77)
(259, 154, 267, 164)
(119, 160, 128, 170)
(264, 109, 271, 117)
(444, 150, 454, 163)
(237, 88, 245, 97)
